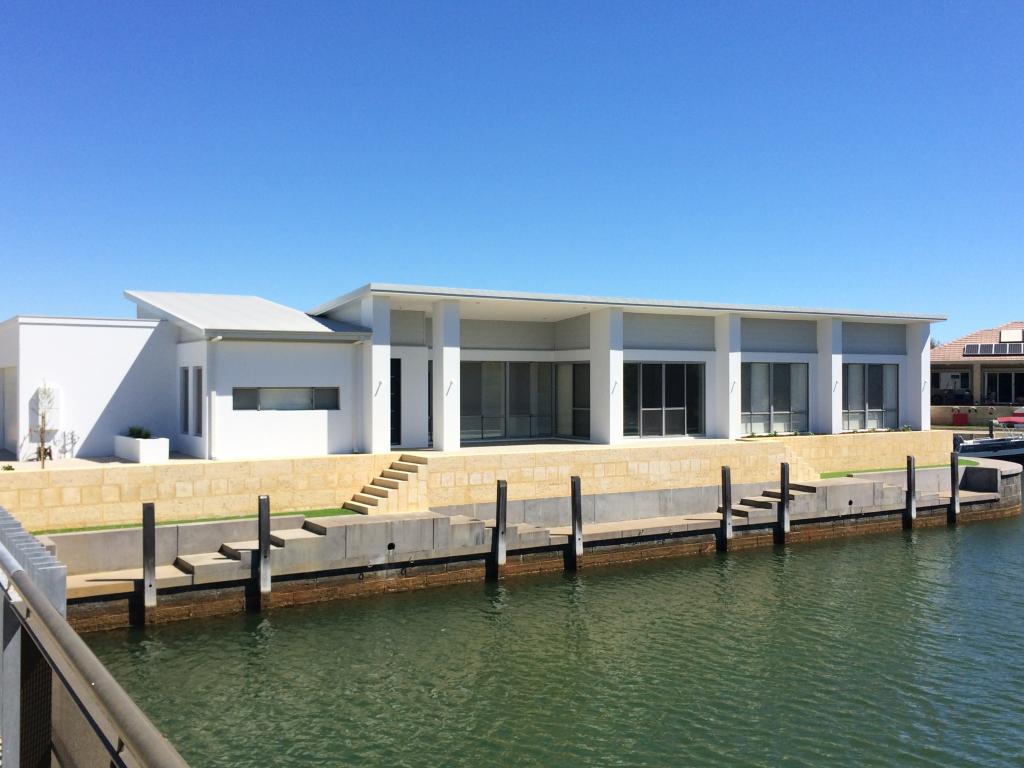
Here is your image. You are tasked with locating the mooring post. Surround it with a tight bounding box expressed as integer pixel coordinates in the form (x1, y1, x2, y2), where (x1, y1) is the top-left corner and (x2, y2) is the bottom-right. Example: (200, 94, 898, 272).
(948, 452, 960, 526)
(258, 494, 271, 601)
(903, 456, 916, 531)
(488, 480, 507, 581)
(566, 475, 583, 571)
(142, 501, 156, 612)
(989, 421, 994, 439)
(774, 462, 790, 546)
(718, 465, 733, 552)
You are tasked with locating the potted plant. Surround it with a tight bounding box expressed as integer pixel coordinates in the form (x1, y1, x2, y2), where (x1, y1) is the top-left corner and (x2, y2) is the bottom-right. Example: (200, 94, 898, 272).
(113, 426, 170, 464)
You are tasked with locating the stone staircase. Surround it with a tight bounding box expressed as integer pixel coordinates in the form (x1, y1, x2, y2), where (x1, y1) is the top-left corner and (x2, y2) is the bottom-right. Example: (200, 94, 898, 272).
(343, 454, 428, 515)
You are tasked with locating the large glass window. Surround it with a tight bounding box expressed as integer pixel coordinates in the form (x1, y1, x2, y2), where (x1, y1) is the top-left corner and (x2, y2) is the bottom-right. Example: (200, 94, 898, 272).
(232, 387, 340, 411)
(179, 367, 190, 434)
(843, 363, 898, 429)
(983, 371, 1024, 405)
(623, 362, 704, 437)
(192, 367, 203, 436)
(461, 361, 557, 441)
(741, 362, 808, 434)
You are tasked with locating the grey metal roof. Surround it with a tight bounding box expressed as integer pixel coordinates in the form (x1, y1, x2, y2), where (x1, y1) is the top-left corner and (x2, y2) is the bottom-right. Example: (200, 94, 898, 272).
(125, 291, 369, 339)
(309, 282, 946, 323)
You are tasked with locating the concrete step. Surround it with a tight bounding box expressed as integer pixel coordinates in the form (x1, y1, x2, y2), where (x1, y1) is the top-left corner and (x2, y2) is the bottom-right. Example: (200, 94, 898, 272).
(399, 454, 429, 466)
(722, 503, 776, 525)
(790, 483, 818, 493)
(220, 540, 283, 559)
(174, 551, 251, 585)
(373, 476, 401, 490)
(549, 514, 719, 543)
(67, 564, 192, 600)
(390, 461, 421, 474)
(740, 495, 780, 509)
(361, 484, 391, 498)
(271, 528, 324, 546)
(382, 469, 414, 482)
(343, 500, 373, 515)
(352, 493, 382, 506)
(762, 489, 814, 501)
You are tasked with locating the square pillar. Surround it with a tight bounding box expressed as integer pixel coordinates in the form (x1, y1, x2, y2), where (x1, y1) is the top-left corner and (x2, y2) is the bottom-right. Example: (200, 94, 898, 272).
(815, 319, 843, 434)
(711, 314, 741, 439)
(906, 322, 931, 430)
(359, 296, 391, 453)
(971, 362, 982, 405)
(589, 308, 624, 444)
(432, 300, 461, 451)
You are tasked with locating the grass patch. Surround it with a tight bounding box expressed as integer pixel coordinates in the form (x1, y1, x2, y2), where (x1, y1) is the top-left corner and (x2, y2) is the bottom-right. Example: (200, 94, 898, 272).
(31, 506, 357, 536)
(820, 457, 979, 479)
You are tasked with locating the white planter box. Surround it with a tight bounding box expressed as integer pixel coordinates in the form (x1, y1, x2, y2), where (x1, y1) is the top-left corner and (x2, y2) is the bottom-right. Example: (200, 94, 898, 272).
(114, 435, 169, 464)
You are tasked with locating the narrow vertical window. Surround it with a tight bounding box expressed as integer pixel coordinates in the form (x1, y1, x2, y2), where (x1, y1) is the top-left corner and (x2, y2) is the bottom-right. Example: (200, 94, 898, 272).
(193, 367, 203, 437)
(180, 368, 190, 434)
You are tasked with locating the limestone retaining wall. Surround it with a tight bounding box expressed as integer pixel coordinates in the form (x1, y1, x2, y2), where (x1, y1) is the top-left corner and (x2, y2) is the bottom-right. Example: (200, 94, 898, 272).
(0, 431, 954, 532)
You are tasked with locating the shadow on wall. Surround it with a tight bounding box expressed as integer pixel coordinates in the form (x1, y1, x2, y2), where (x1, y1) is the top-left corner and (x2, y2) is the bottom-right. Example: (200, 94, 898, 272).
(76, 326, 178, 458)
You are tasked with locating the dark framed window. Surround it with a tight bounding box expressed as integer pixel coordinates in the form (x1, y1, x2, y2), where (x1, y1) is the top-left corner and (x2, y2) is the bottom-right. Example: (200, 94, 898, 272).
(741, 362, 809, 434)
(179, 367, 190, 434)
(192, 367, 203, 436)
(623, 362, 704, 437)
(232, 387, 340, 411)
(842, 363, 898, 429)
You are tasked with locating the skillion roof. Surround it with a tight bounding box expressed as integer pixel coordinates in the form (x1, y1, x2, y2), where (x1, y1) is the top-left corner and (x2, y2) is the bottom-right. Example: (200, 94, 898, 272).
(124, 291, 369, 341)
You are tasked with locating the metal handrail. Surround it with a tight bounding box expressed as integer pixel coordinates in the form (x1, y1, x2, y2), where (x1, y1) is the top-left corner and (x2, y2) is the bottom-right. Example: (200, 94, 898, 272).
(1, 541, 190, 768)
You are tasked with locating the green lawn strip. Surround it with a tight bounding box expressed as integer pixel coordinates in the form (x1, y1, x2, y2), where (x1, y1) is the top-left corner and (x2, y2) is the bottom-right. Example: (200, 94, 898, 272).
(820, 458, 979, 479)
(31, 506, 357, 536)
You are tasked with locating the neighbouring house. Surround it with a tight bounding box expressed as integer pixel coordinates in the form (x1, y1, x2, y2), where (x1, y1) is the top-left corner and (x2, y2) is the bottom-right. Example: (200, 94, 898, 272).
(0, 284, 940, 461)
(931, 321, 1024, 425)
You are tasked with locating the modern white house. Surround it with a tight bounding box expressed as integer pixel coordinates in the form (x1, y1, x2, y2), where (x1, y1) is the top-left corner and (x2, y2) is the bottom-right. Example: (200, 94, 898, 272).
(0, 284, 941, 461)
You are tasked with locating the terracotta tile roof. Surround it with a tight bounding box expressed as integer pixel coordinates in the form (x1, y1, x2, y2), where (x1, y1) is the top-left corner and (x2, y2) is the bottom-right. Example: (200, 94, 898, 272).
(931, 321, 1024, 364)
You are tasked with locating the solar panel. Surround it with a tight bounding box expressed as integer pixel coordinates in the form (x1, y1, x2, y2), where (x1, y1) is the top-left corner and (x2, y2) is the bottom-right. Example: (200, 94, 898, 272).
(980, 343, 994, 355)
(1001, 329, 1023, 343)
(995, 343, 1009, 355)
(1011, 343, 1024, 355)
(964, 344, 980, 356)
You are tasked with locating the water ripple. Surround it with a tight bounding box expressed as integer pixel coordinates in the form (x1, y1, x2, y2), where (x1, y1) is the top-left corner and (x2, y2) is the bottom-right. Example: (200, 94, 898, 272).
(89, 515, 1024, 767)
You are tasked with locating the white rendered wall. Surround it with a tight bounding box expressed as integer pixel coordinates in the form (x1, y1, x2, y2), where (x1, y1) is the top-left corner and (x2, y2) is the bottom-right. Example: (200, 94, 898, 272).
(589, 308, 623, 444)
(208, 340, 355, 460)
(2, 369, 15, 453)
(432, 300, 461, 451)
(359, 296, 391, 454)
(905, 322, 931, 430)
(15, 319, 178, 460)
(710, 314, 742, 438)
(815, 319, 843, 434)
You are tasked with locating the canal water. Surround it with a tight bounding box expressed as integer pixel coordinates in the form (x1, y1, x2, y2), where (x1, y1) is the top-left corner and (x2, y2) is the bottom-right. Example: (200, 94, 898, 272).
(88, 515, 1024, 768)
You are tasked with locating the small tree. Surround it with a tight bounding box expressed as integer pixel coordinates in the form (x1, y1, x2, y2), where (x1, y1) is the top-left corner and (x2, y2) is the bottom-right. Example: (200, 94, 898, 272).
(35, 382, 57, 468)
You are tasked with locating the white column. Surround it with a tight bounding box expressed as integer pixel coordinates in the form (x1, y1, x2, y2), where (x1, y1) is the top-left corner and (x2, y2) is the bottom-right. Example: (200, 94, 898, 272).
(906, 321, 931, 430)
(815, 318, 843, 434)
(711, 314, 741, 439)
(359, 296, 391, 453)
(432, 300, 460, 451)
(589, 308, 623, 444)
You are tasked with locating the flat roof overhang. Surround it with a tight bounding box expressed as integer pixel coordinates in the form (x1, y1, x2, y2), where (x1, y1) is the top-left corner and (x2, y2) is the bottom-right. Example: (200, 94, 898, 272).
(310, 283, 947, 324)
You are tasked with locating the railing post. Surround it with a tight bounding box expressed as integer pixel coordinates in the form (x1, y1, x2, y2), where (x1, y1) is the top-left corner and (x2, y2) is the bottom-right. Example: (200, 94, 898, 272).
(904, 456, 916, 530)
(948, 452, 960, 526)
(566, 476, 583, 571)
(774, 462, 790, 546)
(2, 595, 24, 767)
(258, 499, 270, 606)
(142, 502, 156, 611)
(718, 465, 733, 552)
(488, 480, 507, 581)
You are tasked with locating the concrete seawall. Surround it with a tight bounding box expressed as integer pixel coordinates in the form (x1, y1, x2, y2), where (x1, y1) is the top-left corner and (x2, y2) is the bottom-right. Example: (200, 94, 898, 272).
(55, 457, 1021, 633)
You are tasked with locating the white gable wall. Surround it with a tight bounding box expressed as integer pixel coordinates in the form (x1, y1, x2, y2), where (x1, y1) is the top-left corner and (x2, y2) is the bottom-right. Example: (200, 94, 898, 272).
(15, 319, 178, 460)
(208, 340, 356, 460)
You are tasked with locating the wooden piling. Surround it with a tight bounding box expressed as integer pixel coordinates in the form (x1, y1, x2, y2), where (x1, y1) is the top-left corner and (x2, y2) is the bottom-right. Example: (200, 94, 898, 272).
(948, 452, 960, 526)
(774, 462, 790, 546)
(718, 466, 733, 552)
(142, 502, 156, 611)
(488, 480, 507, 581)
(258, 495, 271, 603)
(904, 456, 916, 531)
(566, 475, 583, 571)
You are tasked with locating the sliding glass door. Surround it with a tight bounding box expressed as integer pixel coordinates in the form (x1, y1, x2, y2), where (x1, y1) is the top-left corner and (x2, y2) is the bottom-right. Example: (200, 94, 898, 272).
(843, 363, 898, 429)
(461, 361, 563, 441)
(741, 362, 808, 434)
(623, 362, 704, 437)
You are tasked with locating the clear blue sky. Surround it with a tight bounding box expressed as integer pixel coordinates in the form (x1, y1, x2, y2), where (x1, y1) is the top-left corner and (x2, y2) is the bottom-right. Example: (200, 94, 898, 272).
(2, 1, 1021, 342)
